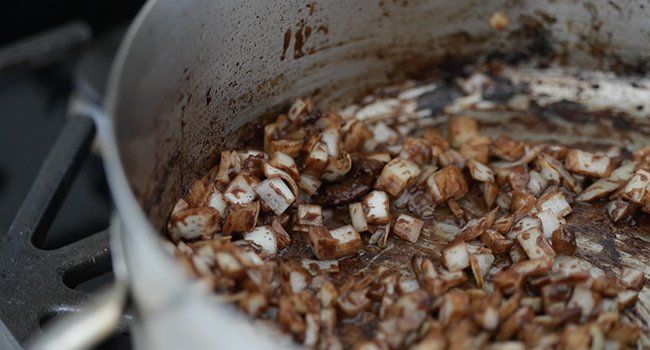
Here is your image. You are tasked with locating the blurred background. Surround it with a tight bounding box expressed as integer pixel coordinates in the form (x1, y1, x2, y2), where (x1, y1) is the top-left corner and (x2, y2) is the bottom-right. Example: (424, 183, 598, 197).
(0, 1, 145, 348)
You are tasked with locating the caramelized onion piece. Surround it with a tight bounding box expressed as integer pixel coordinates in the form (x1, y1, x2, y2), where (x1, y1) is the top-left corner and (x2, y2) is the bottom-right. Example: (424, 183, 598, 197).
(564, 149, 612, 178)
(215, 151, 242, 184)
(491, 136, 525, 161)
(449, 116, 479, 148)
(551, 227, 576, 255)
(606, 199, 636, 222)
(269, 151, 300, 181)
(298, 174, 321, 195)
(375, 157, 421, 196)
(302, 137, 329, 175)
(254, 177, 295, 215)
(222, 202, 260, 235)
(271, 218, 291, 249)
(392, 214, 424, 243)
(483, 182, 499, 208)
(344, 121, 372, 152)
(321, 127, 341, 158)
(516, 228, 556, 260)
(621, 169, 650, 204)
(262, 163, 299, 196)
(269, 139, 303, 158)
(456, 208, 498, 241)
(427, 166, 469, 204)
(480, 229, 514, 254)
(302, 259, 340, 275)
(308, 225, 361, 260)
(527, 170, 548, 196)
(468, 159, 495, 183)
(399, 137, 431, 165)
(168, 207, 221, 241)
(322, 151, 353, 181)
(349, 202, 369, 233)
(469, 249, 494, 288)
(492, 214, 514, 235)
(537, 191, 572, 219)
(442, 240, 470, 272)
(243, 225, 278, 257)
(288, 98, 312, 122)
(439, 289, 470, 325)
(537, 153, 582, 193)
(439, 149, 466, 169)
(363, 190, 391, 225)
(620, 267, 645, 290)
(224, 174, 259, 205)
(460, 136, 491, 164)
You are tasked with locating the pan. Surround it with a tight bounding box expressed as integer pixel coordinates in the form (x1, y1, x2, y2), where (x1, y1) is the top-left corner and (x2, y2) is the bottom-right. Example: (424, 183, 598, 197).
(31, 0, 650, 349)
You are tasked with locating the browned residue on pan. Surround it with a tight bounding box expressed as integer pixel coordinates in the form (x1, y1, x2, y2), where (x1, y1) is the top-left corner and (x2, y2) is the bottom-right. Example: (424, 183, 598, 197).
(294, 20, 312, 59)
(280, 28, 292, 61)
(281, 21, 314, 60)
(306, 2, 316, 16)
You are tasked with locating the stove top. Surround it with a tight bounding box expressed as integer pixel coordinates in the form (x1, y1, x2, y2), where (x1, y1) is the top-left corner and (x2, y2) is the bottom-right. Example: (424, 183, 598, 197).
(0, 4, 143, 347)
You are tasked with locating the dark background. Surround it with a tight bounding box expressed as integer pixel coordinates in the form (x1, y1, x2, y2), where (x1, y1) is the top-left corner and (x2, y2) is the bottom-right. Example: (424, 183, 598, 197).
(0, 0, 144, 244)
(0, 1, 144, 348)
(0, 1, 144, 46)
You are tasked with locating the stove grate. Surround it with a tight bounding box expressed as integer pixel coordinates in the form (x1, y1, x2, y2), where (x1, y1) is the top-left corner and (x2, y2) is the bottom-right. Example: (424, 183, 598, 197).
(0, 116, 128, 346)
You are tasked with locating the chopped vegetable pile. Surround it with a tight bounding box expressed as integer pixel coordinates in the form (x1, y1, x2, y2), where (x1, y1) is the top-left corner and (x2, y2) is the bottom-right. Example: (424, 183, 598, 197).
(164, 73, 649, 349)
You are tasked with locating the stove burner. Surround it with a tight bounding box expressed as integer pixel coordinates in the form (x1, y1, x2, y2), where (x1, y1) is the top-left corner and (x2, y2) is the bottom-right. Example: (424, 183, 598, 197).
(0, 118, 125, 345)
(0, 23, 130, 348)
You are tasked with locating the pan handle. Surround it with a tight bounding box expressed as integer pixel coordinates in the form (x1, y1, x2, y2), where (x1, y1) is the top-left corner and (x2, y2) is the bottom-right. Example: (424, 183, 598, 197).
(29, 283, 128, 350)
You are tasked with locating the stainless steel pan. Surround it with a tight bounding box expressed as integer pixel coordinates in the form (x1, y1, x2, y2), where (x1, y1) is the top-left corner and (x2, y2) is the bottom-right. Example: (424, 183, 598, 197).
(31, 0, 650, 349)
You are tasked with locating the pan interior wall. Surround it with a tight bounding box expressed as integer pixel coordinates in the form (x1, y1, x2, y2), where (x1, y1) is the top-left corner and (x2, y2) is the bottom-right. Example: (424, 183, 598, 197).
(109, 0, 650, 230)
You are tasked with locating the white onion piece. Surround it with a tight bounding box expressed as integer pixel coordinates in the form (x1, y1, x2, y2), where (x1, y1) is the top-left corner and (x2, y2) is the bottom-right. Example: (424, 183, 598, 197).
(349, 202, 368, 233)
(262, 163, 299, 196)
(255, 177, 295, 216)
(362, 191, 391, 225)
(243, 225, 278, 257)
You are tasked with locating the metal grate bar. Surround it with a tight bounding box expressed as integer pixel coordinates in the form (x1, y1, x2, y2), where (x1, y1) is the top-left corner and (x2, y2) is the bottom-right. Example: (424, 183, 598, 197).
(0, 116, 114, 344)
